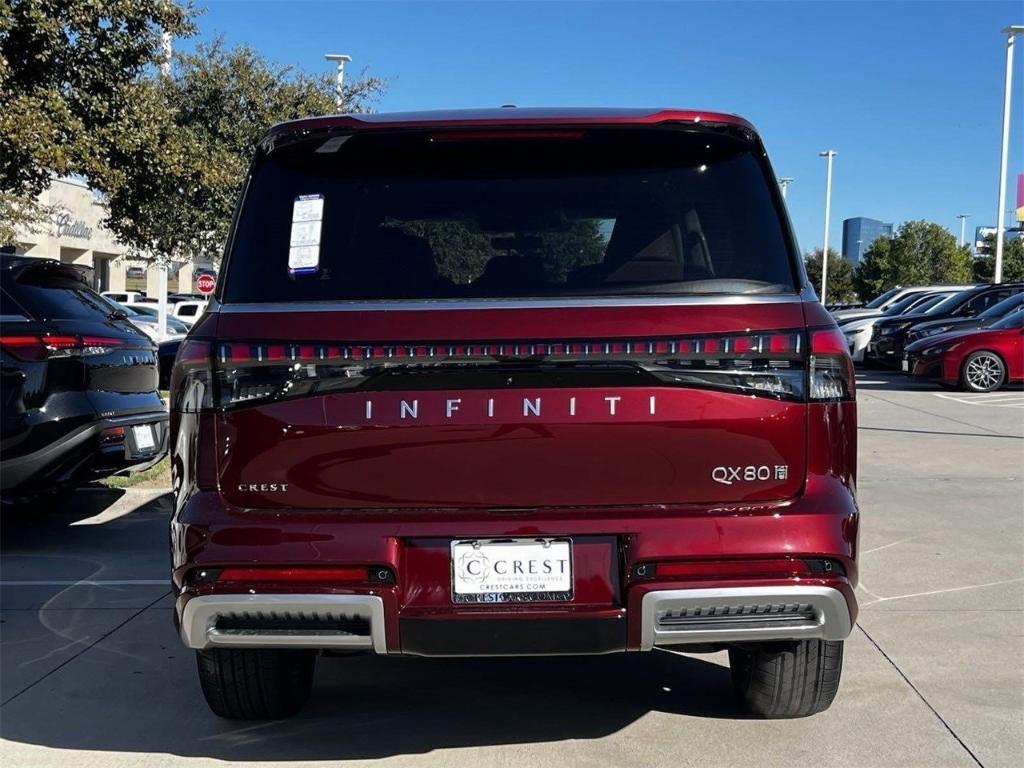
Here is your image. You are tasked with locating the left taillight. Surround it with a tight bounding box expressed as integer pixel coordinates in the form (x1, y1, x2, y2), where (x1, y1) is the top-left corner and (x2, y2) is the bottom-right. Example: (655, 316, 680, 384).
(808, 328, 856, 401)
(170, 340, 213, 412)
(0, 334, 124, 361)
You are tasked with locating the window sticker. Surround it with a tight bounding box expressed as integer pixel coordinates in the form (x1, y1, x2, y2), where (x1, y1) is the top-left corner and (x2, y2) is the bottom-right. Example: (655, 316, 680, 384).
(289, 194, 324, 274)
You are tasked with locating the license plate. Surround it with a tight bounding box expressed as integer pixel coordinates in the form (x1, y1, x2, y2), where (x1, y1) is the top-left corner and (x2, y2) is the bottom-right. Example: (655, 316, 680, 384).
(902, 358, 909, 372)
(132, 424, 156, 451)
(451, 538, 572, 603)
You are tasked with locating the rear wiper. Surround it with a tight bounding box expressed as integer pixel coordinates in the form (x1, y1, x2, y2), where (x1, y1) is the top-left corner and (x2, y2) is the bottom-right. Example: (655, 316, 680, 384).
(108, 309, 128, 320)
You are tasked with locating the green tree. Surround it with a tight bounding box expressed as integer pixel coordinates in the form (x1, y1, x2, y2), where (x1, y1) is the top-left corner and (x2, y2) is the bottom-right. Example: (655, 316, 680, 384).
(0, 0, 196, 241)
(804, 247, 857, 304)
(95, 40, 385, 265)
(971, 234, 1024, 282)
(853, 220, 972, 301)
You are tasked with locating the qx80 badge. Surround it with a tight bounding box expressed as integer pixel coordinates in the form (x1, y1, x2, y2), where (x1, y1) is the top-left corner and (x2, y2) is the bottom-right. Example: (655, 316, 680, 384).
(711, 465, 789, 485)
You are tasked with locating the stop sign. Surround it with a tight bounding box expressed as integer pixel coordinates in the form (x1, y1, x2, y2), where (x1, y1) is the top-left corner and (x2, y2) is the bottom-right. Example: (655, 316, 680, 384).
(196, 273, 216, 295)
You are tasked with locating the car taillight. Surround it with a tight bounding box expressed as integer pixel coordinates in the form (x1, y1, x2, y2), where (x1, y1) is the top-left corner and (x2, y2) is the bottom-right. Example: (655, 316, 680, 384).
(808, 328, 856, 401)
(0, 334, 124, 361)
(170, 340, 213, 412)
(209, 331, 810, 410)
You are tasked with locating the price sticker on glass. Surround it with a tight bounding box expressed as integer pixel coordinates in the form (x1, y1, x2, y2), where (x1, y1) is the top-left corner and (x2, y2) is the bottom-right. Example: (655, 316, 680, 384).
(288, 194, 324, 274)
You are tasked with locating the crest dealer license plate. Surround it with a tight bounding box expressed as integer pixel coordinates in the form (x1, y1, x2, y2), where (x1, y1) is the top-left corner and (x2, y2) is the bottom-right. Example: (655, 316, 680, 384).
(450, 538, 572, 604)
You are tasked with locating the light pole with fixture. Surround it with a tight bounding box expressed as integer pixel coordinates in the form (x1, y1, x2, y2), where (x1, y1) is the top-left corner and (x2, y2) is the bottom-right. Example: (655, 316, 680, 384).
(956, 214, 970, 248)
(325, 53, 353, 111)
(819, 150, 837, 304)
(778, 178, 794, 199)
(994, 26, 1024, 284)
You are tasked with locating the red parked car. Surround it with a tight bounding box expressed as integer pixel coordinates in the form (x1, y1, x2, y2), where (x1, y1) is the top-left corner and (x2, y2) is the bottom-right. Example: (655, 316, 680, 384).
(904, 310, 1023, 391)
(170, 108, 859, 720)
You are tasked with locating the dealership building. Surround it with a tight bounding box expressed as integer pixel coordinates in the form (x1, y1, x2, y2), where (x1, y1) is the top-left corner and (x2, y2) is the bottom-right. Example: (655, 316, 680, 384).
(8, 177, 204, 294)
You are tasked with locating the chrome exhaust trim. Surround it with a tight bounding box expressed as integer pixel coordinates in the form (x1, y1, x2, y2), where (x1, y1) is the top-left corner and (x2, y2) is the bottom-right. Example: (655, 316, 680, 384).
(640, 586, 852, 650)
(180, 594, 387, 652)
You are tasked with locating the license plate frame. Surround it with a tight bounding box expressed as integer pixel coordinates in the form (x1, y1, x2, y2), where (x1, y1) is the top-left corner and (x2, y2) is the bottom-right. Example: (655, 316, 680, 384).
(450, 537, 573, 604)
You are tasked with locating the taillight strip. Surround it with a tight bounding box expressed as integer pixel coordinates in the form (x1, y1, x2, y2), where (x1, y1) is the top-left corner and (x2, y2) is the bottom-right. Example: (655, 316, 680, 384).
(217, 331, 804, 365)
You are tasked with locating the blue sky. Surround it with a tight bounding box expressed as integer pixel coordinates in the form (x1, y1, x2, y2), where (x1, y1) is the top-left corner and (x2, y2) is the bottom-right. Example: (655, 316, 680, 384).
(186, 0, 1023, 253)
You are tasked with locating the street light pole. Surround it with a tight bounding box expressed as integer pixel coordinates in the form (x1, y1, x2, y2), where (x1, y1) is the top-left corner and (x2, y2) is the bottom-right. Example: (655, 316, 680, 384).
(994, 26, 1024, 284)
(325, 53, 353, 112)
(778, 178, 794, 199)
(819, 150, 837, 305)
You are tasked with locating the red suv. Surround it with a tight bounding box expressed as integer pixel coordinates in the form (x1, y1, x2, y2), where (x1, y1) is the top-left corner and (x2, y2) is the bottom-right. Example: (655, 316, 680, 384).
(170, 108, 858, 721)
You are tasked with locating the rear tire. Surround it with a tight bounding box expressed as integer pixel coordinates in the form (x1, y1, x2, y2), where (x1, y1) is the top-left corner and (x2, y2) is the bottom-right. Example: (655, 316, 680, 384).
(729, 639, 843, 718)
(196, 648, 316, 720)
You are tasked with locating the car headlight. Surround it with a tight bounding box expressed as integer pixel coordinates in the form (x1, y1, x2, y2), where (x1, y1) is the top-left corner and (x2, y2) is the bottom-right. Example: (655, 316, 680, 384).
(922, 325, 952, 337)
(881, 321, 912, 336)
(921, 341, 963, 357)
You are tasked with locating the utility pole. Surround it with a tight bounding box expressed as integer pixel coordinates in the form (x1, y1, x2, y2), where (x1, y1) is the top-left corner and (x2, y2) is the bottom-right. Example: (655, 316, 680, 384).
(956, 214, 970, 248)
(778, 178, 794, 199)
(819, 151, 837, 305)
(994, 26, 1024, 284)
(158, 30, 172, 340)
(325, 53, 353, 111)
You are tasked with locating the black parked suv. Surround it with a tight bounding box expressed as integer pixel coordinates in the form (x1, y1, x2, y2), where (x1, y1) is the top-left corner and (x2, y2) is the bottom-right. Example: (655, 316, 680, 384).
(905, 292, 1024, 346)
(867, 283, 1024, 366)
(1, 256, 169, 499)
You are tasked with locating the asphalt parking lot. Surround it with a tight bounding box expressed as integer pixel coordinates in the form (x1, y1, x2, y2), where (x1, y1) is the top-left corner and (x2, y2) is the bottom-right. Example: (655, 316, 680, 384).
(1, 371, 1021, 768)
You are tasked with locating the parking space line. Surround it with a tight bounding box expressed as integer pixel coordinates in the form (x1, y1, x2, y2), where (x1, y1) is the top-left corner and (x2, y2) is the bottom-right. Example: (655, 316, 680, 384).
(0, 589, 169, 708)
(858, 625, 984, 768)
(858, 577, 1024, 606)
(933, 393, 1024, 408)
(863, 391, 1015, 437)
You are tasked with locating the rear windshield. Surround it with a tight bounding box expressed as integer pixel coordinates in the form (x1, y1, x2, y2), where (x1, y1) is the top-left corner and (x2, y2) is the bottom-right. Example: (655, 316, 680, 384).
(5, 264, 116, 321)
(223, 128, 797, 303)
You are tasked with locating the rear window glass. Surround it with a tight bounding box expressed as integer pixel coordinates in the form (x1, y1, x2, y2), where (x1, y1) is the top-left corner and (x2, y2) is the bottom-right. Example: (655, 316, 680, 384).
(6, 265, 116, 321)
(223, 128, 797, 303)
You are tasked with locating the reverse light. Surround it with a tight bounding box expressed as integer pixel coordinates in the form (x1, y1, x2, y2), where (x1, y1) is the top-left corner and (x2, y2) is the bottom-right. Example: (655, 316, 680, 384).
(808, 328, 855, 401)
(170, 340, 213, 412)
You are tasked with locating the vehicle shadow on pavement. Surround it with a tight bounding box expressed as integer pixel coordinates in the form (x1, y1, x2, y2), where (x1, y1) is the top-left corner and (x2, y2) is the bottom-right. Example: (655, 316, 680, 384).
(0, 647, 746, 761)
(1, 488, 751, 761)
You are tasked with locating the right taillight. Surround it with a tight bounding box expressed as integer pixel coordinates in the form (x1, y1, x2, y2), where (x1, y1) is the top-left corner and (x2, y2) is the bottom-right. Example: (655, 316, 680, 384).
(808, 328, 856, 401)
(170, 340, 213, 412)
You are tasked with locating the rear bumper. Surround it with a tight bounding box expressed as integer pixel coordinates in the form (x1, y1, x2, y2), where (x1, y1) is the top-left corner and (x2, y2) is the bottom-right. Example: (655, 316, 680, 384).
(172, 477, 860, 656)
(2, 410, 168, 492)
(178, 585, 853, 655)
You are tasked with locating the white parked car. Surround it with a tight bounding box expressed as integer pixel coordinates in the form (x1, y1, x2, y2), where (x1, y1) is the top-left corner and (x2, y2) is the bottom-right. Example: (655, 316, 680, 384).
(840, 291, 958, 362)
(118, 302, 189, 342)
(171, 300, 207, 326)
(102, 290, 146, 304)
(832, 284, 977, 324)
